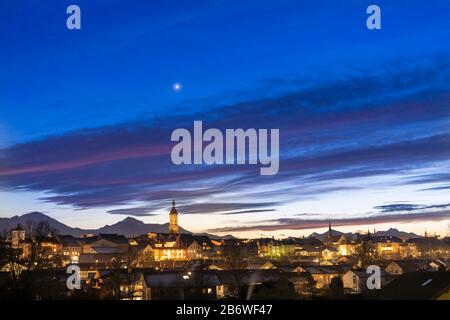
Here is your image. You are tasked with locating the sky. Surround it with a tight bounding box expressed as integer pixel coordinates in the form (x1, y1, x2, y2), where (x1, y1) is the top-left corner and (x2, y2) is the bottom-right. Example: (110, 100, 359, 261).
(0, 0, 450, 238)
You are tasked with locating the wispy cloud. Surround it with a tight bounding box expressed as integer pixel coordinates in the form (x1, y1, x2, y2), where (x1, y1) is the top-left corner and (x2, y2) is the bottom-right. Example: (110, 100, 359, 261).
(177, 202, 278, 215)
(208, 210, 450, 233)
(107, 206, 158, 217)
(375, 202, 450, 213)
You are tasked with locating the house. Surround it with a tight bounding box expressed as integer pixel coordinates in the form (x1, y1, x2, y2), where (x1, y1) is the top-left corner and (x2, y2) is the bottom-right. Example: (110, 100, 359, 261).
(90, 269, 146, 300)
(321, 247, 339, 262)
(57, 235, 83, 266)
(77, 234, 131, 267)
(256, 238, 271, 257)
(141, 271, 219, 300)
(140, 269, 315, 300)
(372, 236, 403, 259)
(429, 259, 449, 271)
(284, 272, 315, 296)
(342, 269, 388, 294)
(302, 265, 350, 289)
(337, 238, 357, 256)
(247, 260, 269, 270)
(142, 234, 214, 262)
(255, 261, 300, 272)
(293, 237, 322, 263)
(376, 271, 450, 300)
(257, 261, 277, 270)
(385, 260, 430, 275)
(82, 234, 129, 254)
(214, 269, 313, 299)
(11, 224, 26, 248)
(79, 252, 126, 266)
(118, 270, 145, 300)
(256, 238, 296, 259)
(407, 237, 446, 257)
(336, 255, 359, 267)
(151, 238, 197, 262)
(400, 239, 421, 258)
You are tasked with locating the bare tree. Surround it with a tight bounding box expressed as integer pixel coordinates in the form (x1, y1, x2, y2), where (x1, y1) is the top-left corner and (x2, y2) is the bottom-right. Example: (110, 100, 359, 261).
(1, 221, 59, 299)
(123, 246, 140, 300)
(105, 246, 140, 300)
(356, 236, 377, 268)
(223, 243, 248, 299)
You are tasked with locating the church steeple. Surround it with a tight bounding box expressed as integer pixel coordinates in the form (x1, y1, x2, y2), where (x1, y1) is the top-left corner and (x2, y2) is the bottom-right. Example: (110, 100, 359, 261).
(328, 220, 332, 238)
(169, 200, 179, 234)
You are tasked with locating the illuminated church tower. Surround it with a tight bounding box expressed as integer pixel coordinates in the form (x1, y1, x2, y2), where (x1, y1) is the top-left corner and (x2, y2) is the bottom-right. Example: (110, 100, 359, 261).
(169, 200, 179, 234)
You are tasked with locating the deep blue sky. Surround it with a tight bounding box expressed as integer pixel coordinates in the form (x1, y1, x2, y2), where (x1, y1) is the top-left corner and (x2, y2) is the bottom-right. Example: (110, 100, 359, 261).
(0, 0, 449, 237)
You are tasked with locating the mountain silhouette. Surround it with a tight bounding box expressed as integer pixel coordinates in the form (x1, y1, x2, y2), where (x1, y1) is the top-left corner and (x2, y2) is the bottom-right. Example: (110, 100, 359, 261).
(0, 212, 191, 237)
(308, 228, 421, 241)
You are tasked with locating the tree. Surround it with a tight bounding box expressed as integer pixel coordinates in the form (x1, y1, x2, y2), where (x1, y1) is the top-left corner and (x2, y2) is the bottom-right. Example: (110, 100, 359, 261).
(223, 243, 248, 299)
(104, 245, 140, 300)
(329, 277, 344, 299)
(1, 221, 60, 299)
(122, 246, 141, 300)
(250, 278, 297, 300)
(356, 236, 377, 268)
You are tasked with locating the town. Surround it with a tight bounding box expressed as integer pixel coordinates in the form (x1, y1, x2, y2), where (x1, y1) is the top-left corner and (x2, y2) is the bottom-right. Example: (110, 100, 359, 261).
(0, 201, 449, 300)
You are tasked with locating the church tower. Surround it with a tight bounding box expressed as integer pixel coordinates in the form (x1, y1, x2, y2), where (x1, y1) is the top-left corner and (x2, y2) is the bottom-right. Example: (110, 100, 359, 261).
(328, 220, 332, 239)
(169, 200, 179, 234)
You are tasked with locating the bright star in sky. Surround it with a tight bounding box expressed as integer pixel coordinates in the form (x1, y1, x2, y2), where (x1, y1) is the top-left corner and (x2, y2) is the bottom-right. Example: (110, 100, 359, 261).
(173, 82, 182, 92)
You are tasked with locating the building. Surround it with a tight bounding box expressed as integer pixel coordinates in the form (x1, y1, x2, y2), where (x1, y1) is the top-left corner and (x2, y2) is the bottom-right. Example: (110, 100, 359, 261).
(342, 269, 388, 294)
(141, 271, 218, 300)
(138, 234, 213, 263)
(81, 234, 129, 254)
(57, 235, 83, 265)
(256, 261, 302, 273)
(294, 238, 322, 263)
(406, 237, 447, 258)
(321, 247, 339, 262)
(324, 221, 346, 246)
(323, 222, 357, 257)
(429, 259, 449, 271)
(169, 200, 179, 234)
(214, 269, 313, 299)
(256, 238, 296, 259)
(78, 234, 131, 267)
(372, 236, 403, 259)
(300, 265, 351, 289)
(385, 260, 431, 275)
(39, 236, 62, 258)
(400, 239, 421, 258)
(11, 224, 26, 248)
(141, 269, 314, 300)
(337, 238, 357, 257)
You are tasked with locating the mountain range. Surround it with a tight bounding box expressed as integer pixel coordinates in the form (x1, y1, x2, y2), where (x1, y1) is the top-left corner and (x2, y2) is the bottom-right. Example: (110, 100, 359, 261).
(308, 228, 422, 242)
(0, 212, 192, 238)
(0, 212, 421, 240)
